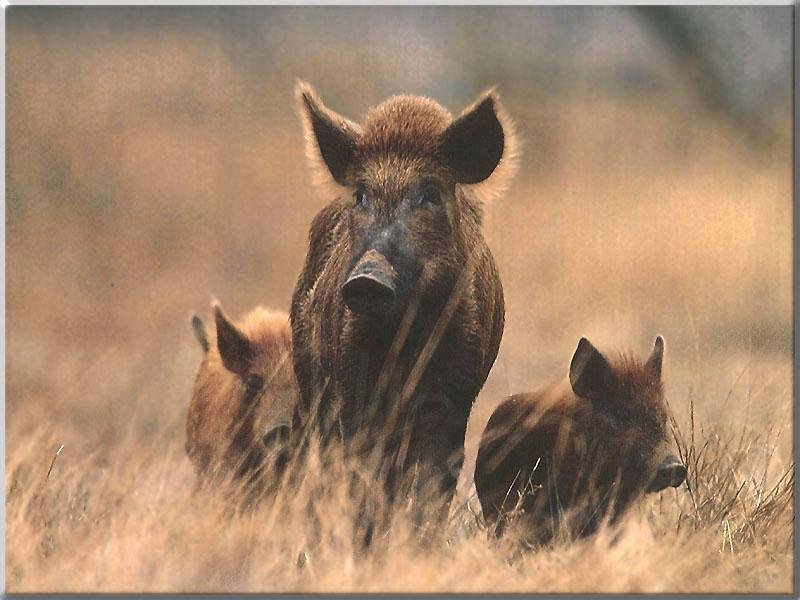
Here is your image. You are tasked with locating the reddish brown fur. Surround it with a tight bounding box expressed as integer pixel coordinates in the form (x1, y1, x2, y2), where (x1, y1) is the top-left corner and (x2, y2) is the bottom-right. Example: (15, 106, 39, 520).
(291, 83, 516, 529)
(186, 304, 297, 499)
(474, 338, 683, 545)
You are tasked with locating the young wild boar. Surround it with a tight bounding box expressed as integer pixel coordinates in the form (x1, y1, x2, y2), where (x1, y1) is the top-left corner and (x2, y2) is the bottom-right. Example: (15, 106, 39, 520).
(186, 302, 297, 500)
(291, 82, 516, 526)
(474, 336, 686, 544)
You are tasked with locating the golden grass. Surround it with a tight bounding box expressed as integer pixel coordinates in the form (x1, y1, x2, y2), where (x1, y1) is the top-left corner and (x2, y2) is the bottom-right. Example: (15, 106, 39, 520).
(5, 23, 794, 593)
(4, 415, 793, 593)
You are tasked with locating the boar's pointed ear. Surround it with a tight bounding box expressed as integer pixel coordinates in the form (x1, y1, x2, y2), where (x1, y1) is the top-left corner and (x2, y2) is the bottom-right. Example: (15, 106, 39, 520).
(569, 337, 614, 400)
(646, 335, 665, 378)
(441, 91, 505, 184)
(213, 303, 252, 376)
(191, 315, 209, 353)
(296, 81, 360, 186)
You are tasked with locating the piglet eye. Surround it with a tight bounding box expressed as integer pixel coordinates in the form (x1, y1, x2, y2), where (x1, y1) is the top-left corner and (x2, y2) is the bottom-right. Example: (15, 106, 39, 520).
(244, 375, 264, 399)
(263, 424, 290, 449)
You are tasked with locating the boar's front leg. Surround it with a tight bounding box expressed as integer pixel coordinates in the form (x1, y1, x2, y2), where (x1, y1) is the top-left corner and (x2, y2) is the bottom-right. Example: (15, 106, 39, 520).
(401, 393, 468, 538)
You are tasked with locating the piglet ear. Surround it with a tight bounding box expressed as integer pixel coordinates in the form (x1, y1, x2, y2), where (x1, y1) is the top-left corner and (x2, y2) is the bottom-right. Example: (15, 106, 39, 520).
(191, 315, 209, 353)
(646, 335, 665, 378)
(569, 337, 614, 400)
(296, 81, 360, 186)
(441, 91, 505, 184)
(213, 303, 252, 376)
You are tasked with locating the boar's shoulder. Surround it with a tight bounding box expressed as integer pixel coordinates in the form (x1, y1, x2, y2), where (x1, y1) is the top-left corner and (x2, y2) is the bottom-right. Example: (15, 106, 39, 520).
(292, 199, 348, 312)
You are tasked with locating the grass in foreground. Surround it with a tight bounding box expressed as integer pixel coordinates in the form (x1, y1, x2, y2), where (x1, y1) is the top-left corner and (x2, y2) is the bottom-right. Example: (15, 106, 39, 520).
(5, 387, 793, 593)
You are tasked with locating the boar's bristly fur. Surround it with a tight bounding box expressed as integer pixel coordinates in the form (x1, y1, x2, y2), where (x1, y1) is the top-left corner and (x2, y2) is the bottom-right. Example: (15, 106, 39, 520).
(474, 336, 686, 545)
(291, 82, 517, 533)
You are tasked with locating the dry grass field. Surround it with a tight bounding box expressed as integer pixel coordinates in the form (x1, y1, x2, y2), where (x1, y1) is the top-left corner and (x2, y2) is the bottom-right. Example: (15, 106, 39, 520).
(5, 8, 794, 593)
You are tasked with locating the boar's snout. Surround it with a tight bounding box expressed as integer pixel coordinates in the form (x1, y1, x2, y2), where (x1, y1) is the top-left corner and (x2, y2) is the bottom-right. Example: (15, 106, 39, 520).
(647, 455, 687, 492)
(342, 250, 397, 317)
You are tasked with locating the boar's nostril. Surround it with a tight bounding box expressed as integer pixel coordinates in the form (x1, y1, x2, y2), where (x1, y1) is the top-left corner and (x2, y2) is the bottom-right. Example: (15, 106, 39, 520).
(670, 463, 687, 487)
(341, 270, 396, 316)
(647, 458, 687, 492)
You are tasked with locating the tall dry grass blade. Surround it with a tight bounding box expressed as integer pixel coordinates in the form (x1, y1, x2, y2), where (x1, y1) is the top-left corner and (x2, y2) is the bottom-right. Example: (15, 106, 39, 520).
(44, 445, 64, 483)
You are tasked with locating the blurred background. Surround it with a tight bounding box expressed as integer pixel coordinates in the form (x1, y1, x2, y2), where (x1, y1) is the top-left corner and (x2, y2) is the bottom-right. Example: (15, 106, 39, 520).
(6, 6, 792, 495)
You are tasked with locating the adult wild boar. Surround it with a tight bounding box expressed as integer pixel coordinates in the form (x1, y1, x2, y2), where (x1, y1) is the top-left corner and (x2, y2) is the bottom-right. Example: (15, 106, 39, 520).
(474, 336, 686, 544)
(291, 82, 516, 525)
(186, 302, 297, 500)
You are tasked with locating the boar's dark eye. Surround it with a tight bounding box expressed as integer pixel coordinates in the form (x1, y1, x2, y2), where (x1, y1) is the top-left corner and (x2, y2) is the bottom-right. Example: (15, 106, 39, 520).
(417, 185, 441, 208)
(604, 412, 624, 432)
(354, 188, 369, 209)
(244, 375, 264, 399)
